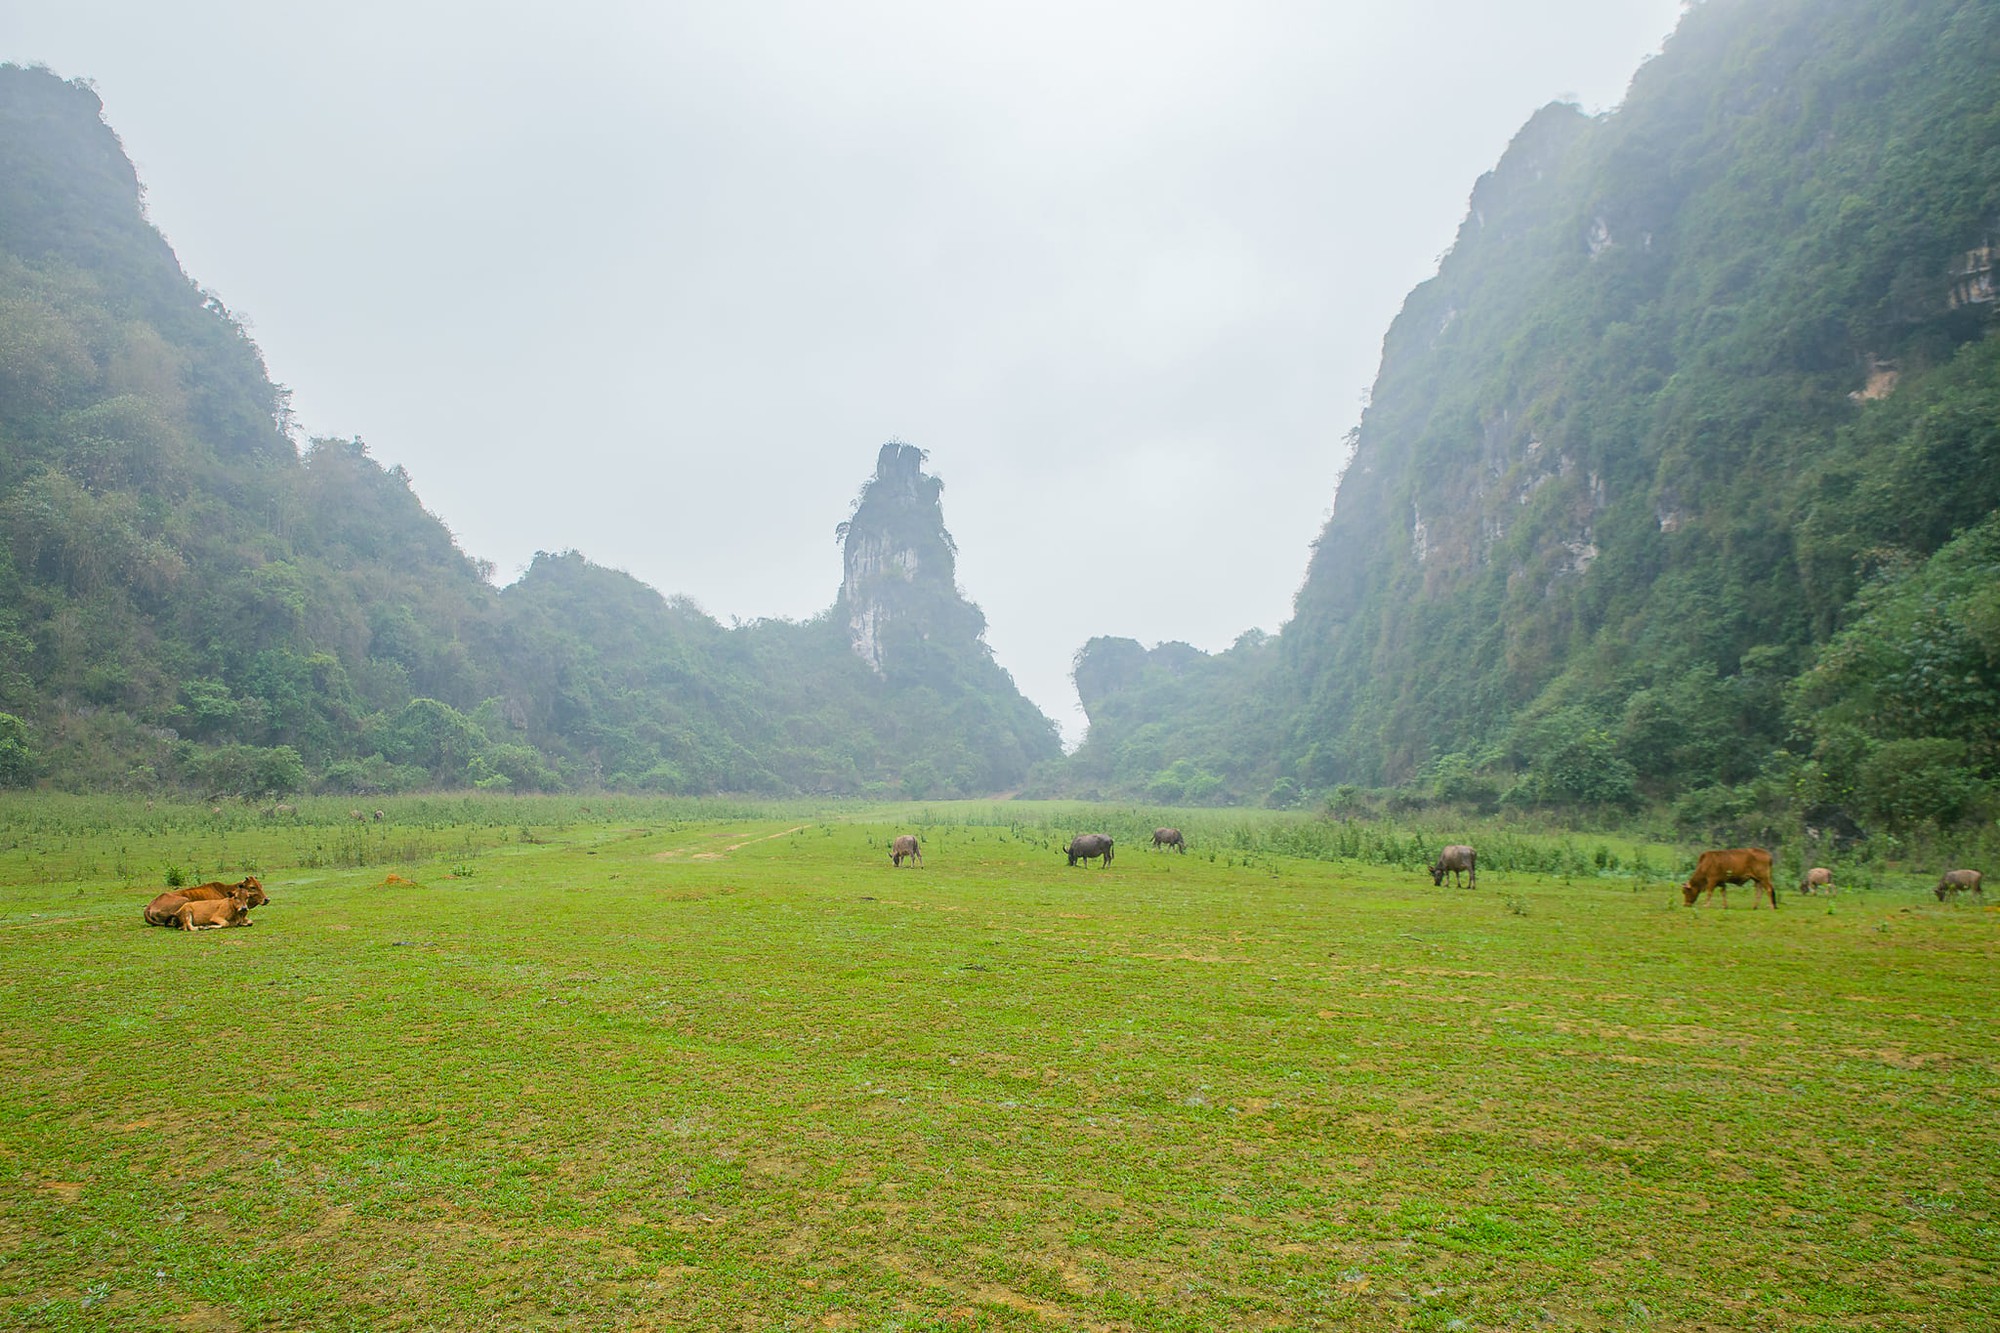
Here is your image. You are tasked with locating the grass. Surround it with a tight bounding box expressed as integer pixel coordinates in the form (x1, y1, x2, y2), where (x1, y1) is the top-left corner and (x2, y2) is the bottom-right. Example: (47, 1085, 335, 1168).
(1, 795, 1996, 1329)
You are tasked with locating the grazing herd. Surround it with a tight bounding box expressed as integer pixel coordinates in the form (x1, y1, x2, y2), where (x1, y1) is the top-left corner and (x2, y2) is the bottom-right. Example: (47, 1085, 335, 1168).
(872, 827, 1981, 919)
(136, 818, 1984, 935)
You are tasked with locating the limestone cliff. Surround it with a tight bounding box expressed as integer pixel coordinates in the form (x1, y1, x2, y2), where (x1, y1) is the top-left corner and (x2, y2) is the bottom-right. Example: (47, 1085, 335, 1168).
(836, 442, 979, 675)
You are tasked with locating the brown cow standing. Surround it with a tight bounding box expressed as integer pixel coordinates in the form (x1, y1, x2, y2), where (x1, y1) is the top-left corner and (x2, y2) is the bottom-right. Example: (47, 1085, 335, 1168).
(1934, 869, 1984, 901)
(174, 888, 256, 931)
(1681, 848, 1778, 909)
(890, 835, 923, 868)
(1799, 867, 1835, 896)
(143, 876, 267, 926)
(1151, 827, 1186, 852)
(1430, 845, 1476, 889)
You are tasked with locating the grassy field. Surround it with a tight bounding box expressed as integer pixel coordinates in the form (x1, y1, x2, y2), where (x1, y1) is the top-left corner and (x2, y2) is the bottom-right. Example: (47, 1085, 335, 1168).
(1, 797, 1995, 1330)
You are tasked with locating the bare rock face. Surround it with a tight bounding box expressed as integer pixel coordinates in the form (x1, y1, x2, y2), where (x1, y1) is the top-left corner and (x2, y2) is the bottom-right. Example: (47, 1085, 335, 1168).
(836, 443, 971, 675)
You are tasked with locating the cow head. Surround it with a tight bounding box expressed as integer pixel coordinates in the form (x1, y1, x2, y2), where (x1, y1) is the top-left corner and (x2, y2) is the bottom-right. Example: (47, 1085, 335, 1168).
(1681, 880, 1699, 906)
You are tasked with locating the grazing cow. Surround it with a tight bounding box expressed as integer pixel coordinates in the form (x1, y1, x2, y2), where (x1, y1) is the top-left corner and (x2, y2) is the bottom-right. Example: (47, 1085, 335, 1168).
(372, 809, 385, 822)
(890, 834, 923, 868)
(1799, 867, 1835, 896)
(1681, 848, 1778, 909)
(175, 889, 255, 931)
(143, 877, 267, 926)
(350, 809, 366, 821)
(1430, 844, 1477, 889)
(1934, 869, 1984, 901)
(1151, 827, 1186, 852)
(1066, 834, 1114, 868)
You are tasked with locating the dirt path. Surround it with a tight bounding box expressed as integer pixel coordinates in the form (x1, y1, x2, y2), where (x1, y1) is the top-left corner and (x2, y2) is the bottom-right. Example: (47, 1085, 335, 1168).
(655, 824, 811, 862)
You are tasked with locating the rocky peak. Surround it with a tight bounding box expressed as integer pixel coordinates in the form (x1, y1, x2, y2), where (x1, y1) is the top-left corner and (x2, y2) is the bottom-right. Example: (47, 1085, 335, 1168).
(836, 442, 969, 674)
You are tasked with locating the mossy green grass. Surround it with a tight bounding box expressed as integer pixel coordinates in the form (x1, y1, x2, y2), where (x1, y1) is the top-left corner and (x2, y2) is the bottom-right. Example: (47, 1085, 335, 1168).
(1, 798, 1994, 1329)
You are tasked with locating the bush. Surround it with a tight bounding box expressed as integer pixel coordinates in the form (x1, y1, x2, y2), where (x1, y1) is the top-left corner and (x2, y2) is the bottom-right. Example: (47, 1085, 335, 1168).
(192, 744, 305, 798)
(319, 755, 430, 795)
(0, 713, 34, 787)
(1854, 737, 1986, 832)
(1673, 783, 1754, 836)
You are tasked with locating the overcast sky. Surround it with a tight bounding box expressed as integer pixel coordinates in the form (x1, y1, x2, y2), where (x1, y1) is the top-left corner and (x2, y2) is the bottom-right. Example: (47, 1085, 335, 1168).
(9, 0, 1685, 744)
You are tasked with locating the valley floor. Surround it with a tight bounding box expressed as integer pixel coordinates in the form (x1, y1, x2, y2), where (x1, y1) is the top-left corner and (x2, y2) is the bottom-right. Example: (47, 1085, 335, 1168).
(1, 798, 1995, 1329)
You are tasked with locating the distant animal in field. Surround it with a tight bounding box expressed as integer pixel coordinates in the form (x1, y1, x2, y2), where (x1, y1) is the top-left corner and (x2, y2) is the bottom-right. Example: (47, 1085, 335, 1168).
(350, 809, 366, 821)
(1799, 867, 1835, 896)
(890, 834, 923, 868)
(143, 877, 267, 926)
(1151, 827, 1186, 852)
(1934, 869, 1984, 901)
(175, 888, 256, 931)
(1066, 834, 1114, 868)
(1430, 844, 1477, 889)
(1681, 848, 1777, 909)
(372, 809, 385, 822)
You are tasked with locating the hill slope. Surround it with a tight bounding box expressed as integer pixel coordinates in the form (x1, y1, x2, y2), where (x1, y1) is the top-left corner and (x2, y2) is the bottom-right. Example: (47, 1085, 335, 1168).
(0, 65, 1057, 796)
(1071, 0, 2000, 832)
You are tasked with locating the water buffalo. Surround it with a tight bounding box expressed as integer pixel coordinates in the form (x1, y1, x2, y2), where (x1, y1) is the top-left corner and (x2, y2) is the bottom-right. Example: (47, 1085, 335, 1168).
(1681, 848, 1777, 909)
(1934, 869, 1984, 901)
(1151, 827, 1185, 852)
(1799, 867, 1835, 896)
(1066, 834, 1114, 868)
(890, 834, 923, 868)
(1429, 845, 1476, 889)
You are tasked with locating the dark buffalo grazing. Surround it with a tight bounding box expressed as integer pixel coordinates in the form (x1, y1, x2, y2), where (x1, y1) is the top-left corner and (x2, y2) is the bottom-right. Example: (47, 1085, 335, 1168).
(1934, 869, 1984, 901)
(1681, 848, 1777, 909)
(1799, 867, 1834, 896)
(1151, 827, 1186, 852)
(890, 834, 923, 868)
(176, 888, 256, 931)
(1430, 844, 1476, 889)
(143, 876, 267, 926)
(1066, 834, 1114, 868)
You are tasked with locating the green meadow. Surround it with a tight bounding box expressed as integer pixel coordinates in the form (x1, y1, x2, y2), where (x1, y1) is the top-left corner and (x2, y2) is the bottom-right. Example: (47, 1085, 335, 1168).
(1, 797, 1995, 1330)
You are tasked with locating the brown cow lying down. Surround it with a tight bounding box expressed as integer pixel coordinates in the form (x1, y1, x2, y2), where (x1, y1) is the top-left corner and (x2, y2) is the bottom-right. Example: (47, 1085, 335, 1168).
(174, 888, 257, 931)
(143, 876, 267, 926)
(1682, 848, 1777, 909)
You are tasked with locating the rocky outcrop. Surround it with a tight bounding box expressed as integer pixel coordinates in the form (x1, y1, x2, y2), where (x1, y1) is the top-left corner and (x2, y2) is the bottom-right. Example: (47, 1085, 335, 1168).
(837, 442, 963, 675)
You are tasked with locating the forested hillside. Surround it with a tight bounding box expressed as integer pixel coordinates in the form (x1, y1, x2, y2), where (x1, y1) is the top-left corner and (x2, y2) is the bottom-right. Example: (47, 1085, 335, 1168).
(0, 65, 1057, 797)
(1070, 0, 2000, 836)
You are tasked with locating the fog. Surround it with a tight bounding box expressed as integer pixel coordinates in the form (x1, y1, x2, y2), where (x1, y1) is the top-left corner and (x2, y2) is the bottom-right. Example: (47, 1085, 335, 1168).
(9, 0, 1685, 743)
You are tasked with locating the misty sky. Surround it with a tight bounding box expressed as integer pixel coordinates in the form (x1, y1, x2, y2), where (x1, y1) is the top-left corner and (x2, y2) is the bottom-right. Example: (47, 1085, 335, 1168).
(8, 0, 1685, 743)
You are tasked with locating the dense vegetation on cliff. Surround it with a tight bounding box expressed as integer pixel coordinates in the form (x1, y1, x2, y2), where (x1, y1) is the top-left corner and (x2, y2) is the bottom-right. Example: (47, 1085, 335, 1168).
(1071, 0, 2000, 837)
(0, 65, 1056, 797)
